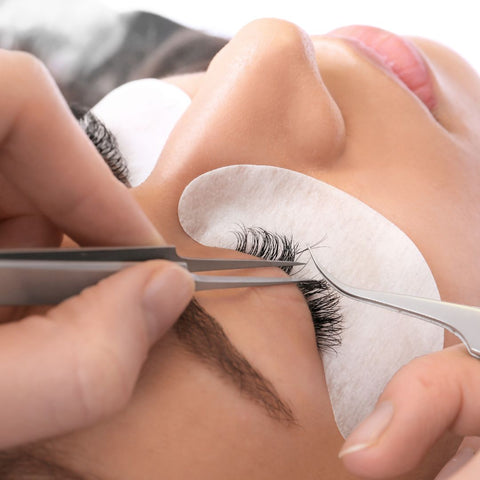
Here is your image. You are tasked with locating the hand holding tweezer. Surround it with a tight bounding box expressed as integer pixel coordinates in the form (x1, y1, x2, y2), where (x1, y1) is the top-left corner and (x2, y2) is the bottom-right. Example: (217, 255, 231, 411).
(0, 246, 306, 305)
(309, 249, 480, 360)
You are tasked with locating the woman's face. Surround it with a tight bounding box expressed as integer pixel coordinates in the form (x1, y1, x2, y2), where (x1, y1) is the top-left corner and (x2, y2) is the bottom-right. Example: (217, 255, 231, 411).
(51, 20, 480, 479)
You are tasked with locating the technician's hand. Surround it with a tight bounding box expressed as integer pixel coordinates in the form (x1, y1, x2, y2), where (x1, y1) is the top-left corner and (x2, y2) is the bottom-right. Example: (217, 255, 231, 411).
(0, 50, 194, 448)
(338, 344, 480, 479)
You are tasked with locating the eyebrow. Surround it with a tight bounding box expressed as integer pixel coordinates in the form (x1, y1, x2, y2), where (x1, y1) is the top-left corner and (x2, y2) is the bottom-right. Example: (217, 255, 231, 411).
(174, 299, 297, 426)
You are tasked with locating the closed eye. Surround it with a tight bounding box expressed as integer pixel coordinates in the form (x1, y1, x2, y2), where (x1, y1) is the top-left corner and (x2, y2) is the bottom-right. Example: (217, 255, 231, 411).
(233, 225, 343, 351)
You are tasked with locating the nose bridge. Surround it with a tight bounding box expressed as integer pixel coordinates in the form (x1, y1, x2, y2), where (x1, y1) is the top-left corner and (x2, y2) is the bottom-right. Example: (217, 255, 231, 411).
(160, 19, 345, 178)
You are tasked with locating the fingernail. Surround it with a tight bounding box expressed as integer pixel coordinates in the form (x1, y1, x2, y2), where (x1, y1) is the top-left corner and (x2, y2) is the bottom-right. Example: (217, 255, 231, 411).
(339, 401, 394, 458)
(142, 264, 195, 341)
(434, 447, 475, 480)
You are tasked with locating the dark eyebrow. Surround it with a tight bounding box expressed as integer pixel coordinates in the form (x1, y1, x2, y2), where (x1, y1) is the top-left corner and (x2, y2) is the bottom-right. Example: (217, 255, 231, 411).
(174, 299, 297, 426)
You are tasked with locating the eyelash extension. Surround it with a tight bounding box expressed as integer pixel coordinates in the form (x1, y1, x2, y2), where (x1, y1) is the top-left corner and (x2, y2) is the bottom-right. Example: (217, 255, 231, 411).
(233, 226, 298, 274)
(70, 104, 131, 187)
(233, 225, 343, 351)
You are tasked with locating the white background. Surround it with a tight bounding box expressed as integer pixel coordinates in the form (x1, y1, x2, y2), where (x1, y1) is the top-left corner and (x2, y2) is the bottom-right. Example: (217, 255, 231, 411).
(100, 0, 480, 73)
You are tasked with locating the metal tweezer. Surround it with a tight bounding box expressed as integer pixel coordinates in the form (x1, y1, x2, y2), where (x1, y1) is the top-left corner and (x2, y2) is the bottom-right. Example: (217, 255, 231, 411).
(309, 249, 480, 359)
(0, 246, 306, 305)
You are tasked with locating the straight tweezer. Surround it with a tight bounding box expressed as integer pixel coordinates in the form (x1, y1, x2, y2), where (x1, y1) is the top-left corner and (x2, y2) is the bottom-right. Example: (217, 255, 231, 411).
(0, 245, 303, 272)
(0, 246, 308, 305)
(309, 249, 480, 360)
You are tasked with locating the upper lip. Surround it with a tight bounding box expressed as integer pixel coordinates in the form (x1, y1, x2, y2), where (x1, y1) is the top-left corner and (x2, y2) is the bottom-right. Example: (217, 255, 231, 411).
(328, 25, 436, 111)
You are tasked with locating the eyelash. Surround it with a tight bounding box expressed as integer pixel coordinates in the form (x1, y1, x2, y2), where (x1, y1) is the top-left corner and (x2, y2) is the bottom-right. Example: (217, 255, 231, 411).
(71, 106, 131, 187)
(233, 225, 343, 351)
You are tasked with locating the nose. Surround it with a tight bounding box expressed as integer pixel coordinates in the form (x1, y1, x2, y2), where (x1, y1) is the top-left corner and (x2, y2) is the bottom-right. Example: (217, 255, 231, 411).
(158, 19, 345, 181)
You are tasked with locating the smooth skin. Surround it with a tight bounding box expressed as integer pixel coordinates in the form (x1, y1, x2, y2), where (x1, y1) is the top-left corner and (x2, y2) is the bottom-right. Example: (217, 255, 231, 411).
(0, 49, 194, 449)
(37, 19, 480, 480)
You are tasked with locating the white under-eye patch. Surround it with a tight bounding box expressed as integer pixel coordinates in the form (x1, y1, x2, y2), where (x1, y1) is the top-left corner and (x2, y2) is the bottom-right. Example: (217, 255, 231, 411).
(178, 164, 443, 437)
(92, 78, 191, 186)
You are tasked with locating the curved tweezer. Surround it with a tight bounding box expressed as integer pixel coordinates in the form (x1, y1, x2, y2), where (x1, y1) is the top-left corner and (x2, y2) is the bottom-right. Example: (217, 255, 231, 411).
(308, 248, 480, 360)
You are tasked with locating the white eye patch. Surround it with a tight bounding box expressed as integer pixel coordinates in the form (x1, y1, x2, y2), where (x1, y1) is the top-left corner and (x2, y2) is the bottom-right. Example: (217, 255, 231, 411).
(92, 78, 191, 186)
(178, 164, 443, 437)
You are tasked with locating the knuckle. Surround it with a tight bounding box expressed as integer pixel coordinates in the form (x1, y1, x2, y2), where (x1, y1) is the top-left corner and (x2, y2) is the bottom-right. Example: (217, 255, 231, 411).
(394, 354, 453, 403)
(72, 336, 135, 423)
(9, 50, 44, 69)
(0, 51, 55, 127)
(0, 50, 49, 88)
(57, 286, 140, 423)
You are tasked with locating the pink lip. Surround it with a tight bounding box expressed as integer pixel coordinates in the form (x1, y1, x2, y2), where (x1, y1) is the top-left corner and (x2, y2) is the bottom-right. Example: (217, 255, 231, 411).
(329, 25, 436, 111)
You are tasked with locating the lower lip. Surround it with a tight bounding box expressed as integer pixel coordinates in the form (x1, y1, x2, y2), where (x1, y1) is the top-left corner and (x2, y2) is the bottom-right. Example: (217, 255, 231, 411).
(329, 25, 436, 111)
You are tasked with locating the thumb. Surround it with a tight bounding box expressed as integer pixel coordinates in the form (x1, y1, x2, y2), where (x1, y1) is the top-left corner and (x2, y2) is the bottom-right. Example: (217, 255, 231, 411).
(338, 345, 476, 478)
(0, 260, 194, 449)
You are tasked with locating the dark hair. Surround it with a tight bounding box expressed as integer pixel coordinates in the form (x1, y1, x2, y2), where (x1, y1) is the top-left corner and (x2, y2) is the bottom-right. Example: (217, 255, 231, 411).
(66, 21, 227, 107)
(130, 27, 228, 80)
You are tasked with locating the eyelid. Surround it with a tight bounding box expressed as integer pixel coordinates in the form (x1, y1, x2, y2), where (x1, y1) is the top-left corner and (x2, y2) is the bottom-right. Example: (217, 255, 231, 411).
(233, 225, 343, 351)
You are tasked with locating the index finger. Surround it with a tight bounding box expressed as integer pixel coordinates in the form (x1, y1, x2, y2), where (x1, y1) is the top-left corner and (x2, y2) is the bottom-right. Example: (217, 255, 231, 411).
(0, 50, 162, 246)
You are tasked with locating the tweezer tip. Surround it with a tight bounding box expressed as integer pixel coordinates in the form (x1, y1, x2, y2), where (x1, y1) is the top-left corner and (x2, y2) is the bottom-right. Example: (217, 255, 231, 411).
(307, 247, 323, 274)
(264, 260, 305, 267)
